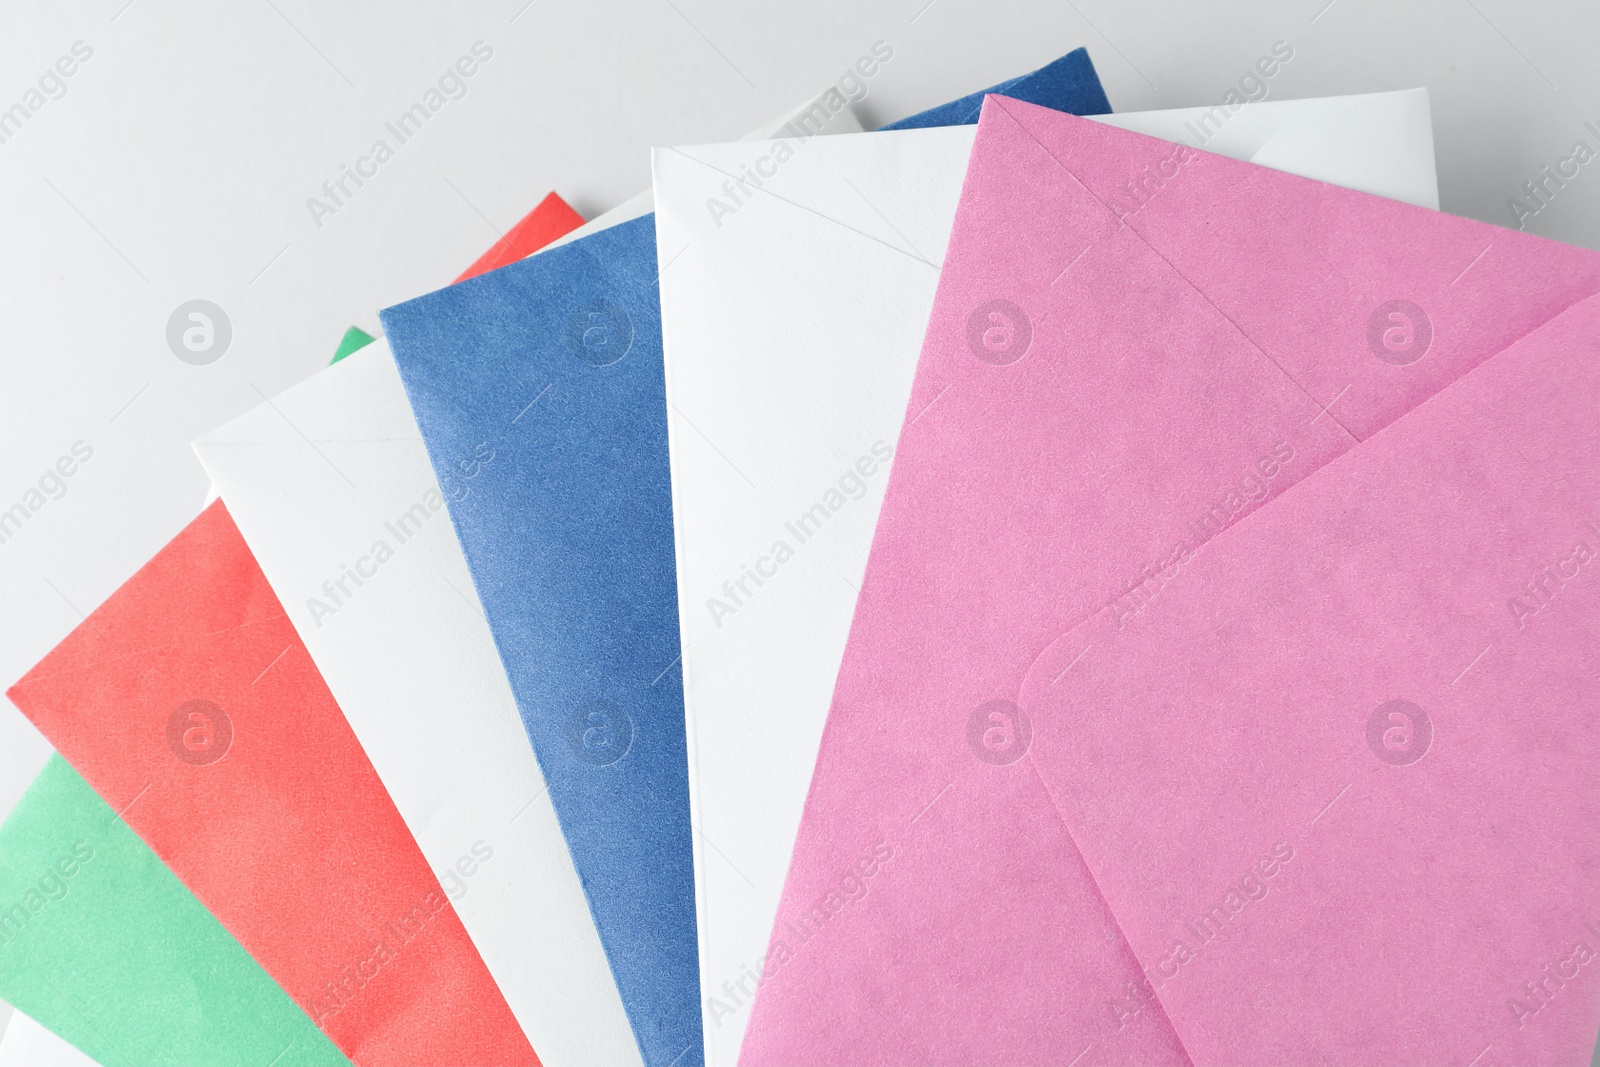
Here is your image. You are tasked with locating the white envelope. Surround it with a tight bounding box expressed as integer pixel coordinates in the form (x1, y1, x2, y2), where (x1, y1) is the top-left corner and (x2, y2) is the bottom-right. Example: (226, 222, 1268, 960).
(192, 90, 862, 1067)
(0, 1012, 95, 1067)
(649, 88, 1438, 1067)
(195, 338, 640, 1067)
(544, 93, 865, 255)
(0, 2, 871, 843)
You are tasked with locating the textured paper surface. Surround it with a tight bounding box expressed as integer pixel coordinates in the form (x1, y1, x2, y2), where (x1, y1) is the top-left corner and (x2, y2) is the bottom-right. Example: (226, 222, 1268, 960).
(878, 46, 1109, 129)
(741, 97, 1600, 1064)
(0, 755, 345, 1067)
(378, 55, 1114, 1067)
(192, 89, 861, 1067)
(385, 216, 700, 1067)
(7, 502, 537, 1067)
(332, 192, 581, 368)
(1016, 294, 1600, 1064)
(651, 89, 1438, 1066)
(193, 86, 859, 1067)
(195, 338, 642, 1067)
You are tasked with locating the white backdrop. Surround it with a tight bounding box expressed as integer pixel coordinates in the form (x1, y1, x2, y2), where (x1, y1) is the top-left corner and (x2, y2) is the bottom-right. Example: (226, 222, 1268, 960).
(0, 0, 1595, 1042)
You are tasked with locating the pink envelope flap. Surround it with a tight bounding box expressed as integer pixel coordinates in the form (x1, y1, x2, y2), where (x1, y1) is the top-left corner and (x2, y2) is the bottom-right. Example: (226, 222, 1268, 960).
(1018, 292, 1600, 1065)
(742, 95, 1600, 1066)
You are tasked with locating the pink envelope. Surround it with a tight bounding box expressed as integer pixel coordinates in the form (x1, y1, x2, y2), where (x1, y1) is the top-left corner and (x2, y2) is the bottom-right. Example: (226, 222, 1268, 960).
(1018, 292, 1600, 1065)
(742, 96, 1600, 1066)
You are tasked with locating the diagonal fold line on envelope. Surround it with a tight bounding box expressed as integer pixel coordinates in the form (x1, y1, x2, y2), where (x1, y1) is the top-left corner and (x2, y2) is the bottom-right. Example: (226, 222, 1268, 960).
(1022, 553, 1504, 1020)
(664, 148, 941, 270)
(655, 89, 1457, 1067)
(991, 96, 1370, 445)
(1013, 292, 1599, 1063)
(836, 172, 935, 265)
(664, 396, 761, 491)
(738, 96, 1600, 1066)
(991, 99, 1598, 433)
(372, 54, 1122, 1062)
(1106, 305, 1597, 898)
(978, 94, 1600, 639)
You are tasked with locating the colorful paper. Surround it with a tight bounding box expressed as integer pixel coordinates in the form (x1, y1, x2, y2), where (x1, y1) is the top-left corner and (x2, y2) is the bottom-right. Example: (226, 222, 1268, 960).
(196, 84, 863, 1067)
(651, 87, 1438, 1066)
(331, 326, 377, 366)
(1017, 293, 1600, 1064)
(385, 216, 698, 1067)
(741, 96, 1600, 1064)
(379, 52, 1115, 1067)
(0, 187, 582, 1067)
(7, 502, 538, 1067)
(195, 337, 642, 1067)
(208, 85, 864, 1067)
(0, 755, 346, 1067)
(196, 86, 874, 1067)
(878, 47, 1108, 129)
(328, 192, 583, 369)
(455, 192, 587, 283)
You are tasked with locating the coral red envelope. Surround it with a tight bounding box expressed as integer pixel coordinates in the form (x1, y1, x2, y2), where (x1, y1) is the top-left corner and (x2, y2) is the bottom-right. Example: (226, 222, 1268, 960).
(7, 501, 538, 1067)
(455, 191, 585, 282)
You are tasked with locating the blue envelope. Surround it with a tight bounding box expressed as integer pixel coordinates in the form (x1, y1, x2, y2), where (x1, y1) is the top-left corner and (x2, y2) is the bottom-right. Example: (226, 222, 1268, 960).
(382, 52, 1112, 1067)
(880, 46, 1110, 130)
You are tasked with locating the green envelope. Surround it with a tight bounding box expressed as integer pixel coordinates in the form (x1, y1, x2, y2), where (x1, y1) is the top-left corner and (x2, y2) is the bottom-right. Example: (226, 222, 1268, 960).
(330, 325, 376, 365)
(0, 755, 346, 1067)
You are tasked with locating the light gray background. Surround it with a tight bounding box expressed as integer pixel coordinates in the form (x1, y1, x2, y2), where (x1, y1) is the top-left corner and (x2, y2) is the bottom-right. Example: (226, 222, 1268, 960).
(0, 0, 1595, 1045)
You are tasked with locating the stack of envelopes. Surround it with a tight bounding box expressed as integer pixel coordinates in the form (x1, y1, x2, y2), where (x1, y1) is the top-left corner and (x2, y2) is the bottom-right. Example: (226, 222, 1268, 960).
(4, 39, 1596, 1067)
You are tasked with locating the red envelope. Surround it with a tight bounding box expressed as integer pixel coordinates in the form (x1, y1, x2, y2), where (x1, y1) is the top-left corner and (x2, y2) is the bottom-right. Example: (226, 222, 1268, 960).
(455, 191, 585, 282)
(8, 501, 539, 1067)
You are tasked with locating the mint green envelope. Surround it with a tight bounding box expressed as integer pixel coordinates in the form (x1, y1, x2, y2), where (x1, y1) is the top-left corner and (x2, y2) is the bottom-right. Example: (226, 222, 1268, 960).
(0, 755, 346, 1067)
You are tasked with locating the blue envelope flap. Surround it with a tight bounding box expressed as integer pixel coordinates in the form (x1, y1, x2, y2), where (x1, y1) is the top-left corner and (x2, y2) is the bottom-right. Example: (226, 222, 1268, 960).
(384, 216, 701, 1067)
(879, 46, 1111, 130)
